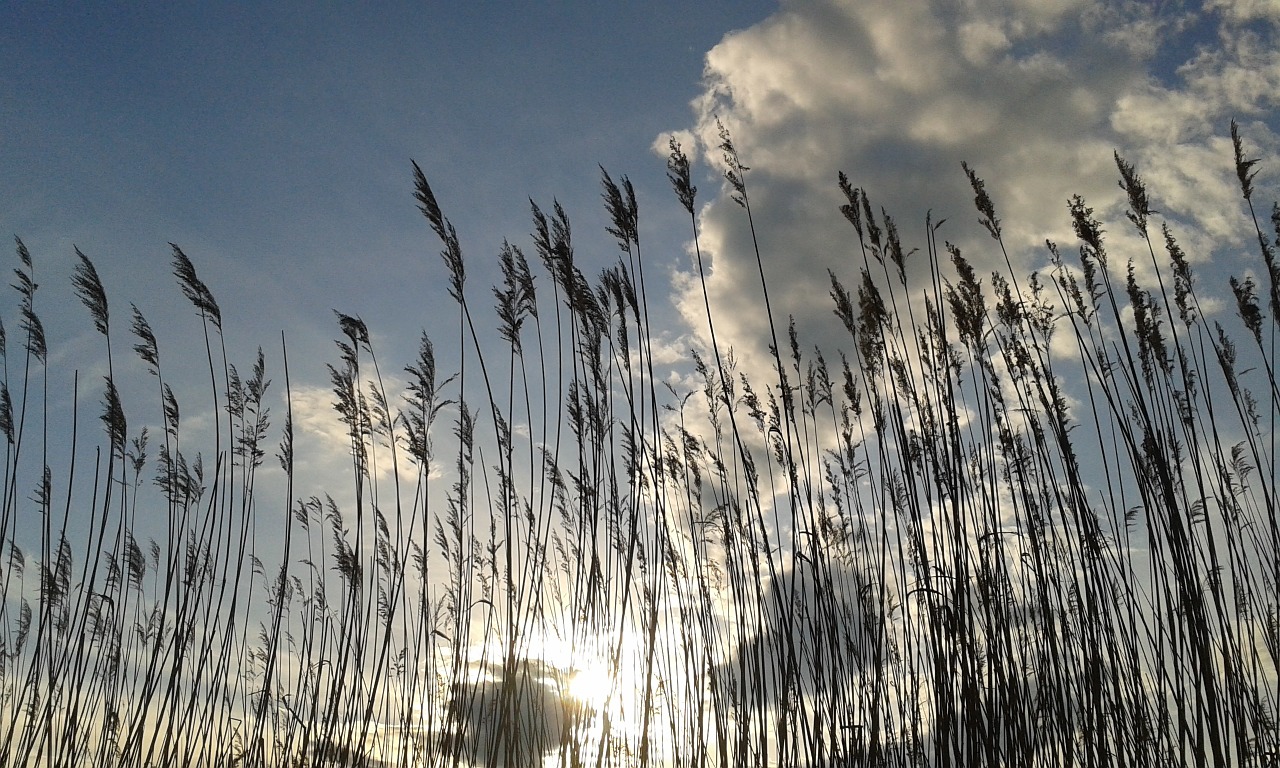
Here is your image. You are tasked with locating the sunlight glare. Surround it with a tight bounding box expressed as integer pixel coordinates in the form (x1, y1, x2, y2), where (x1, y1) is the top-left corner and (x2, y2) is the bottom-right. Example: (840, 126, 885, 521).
(565, 660, 615, 707)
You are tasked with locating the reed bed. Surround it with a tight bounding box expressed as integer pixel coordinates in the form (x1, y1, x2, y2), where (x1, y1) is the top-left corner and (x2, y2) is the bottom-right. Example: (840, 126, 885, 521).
(0, 122, 1277, 767)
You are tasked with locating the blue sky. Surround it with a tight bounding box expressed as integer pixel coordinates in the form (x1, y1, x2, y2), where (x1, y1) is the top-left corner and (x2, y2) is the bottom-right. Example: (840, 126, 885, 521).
(1, 3, 772, 378)
(3, 0, 1279, 494)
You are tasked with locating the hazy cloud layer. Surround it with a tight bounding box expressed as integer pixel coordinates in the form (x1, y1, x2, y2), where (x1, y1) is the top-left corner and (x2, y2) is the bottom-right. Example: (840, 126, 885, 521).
(664, 0, 1280, 377)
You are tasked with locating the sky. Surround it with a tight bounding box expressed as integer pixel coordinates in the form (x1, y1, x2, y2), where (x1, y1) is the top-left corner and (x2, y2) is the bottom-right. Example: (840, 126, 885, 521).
(1, 3, 771, 374)
(674, 0, 1280, 382)
(4, 1, 1280, 761)
(4, 1, 1278, 419)
(2, 0, 1279, 549)
(2, 0, 1278, 595)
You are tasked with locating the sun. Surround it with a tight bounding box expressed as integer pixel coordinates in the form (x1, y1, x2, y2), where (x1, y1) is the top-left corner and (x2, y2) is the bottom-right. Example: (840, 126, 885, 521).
(525, 632, 632, 716)
(564, 660, 615, 708)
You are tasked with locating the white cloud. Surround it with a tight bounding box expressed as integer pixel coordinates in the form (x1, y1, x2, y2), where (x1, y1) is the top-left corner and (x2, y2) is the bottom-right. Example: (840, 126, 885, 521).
(288, 372, 428, 497)
(652, 129, 699, 164)
(662, 0, 1279, 386)
(958, 20, 1012, 65)
(1208, 0, 1280, 23)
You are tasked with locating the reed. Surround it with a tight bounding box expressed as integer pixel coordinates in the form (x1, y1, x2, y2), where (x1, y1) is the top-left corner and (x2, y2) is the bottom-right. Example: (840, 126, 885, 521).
(0, 122, 1276, 767)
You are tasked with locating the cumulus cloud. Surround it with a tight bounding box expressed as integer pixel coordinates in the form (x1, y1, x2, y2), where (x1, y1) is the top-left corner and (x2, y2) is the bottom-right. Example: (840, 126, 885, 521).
(663, 0, 1280, 381)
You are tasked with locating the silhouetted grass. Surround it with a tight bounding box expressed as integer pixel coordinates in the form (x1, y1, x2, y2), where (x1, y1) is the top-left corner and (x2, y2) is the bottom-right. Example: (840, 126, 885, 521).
(0, 122, 1277, 767)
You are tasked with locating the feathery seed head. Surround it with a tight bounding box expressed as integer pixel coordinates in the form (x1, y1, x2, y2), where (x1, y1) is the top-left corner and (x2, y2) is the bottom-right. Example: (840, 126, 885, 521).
(1231, 119, 1260, 201)
(667, 137, 697, 214)
(963, 161, 1002, 240)
(130, 304, 159, 373)
(1115, 152, 1156, 235)
(72, 247, 110, 337)
(171, 244, 222, 329)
